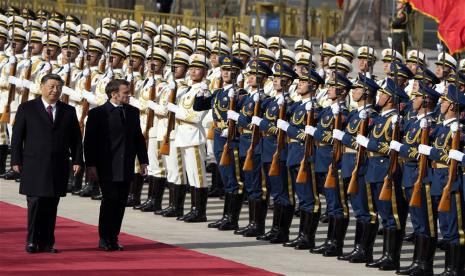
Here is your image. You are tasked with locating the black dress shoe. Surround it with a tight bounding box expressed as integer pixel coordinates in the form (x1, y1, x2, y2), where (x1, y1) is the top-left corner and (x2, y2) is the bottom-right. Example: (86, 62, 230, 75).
(99, 239, 113, 251)
(112, 243, 124, 251)
(25, 243, 38, 253)
(91, 194, 103, 200)
(15, 177, 20, 182)
(40, 245, 59, 253)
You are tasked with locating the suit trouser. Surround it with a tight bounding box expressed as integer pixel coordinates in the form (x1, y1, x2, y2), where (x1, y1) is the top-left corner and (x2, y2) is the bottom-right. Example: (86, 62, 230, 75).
(26, 196, 60, 246)
(98, 181, 130, 242)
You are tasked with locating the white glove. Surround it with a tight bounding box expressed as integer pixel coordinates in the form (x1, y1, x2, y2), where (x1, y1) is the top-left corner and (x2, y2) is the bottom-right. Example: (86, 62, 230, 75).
(168, 81, 176, 90)
(331, 103, 340, 115)
(391, 114, 400, 127)
(147, 100, 157, 111)
(40, 63, 51, 74)
(420, 118, 429, 129)
(200, 82, 208, 91)
(227, 110, 239, 121)
(221, 129, 228, 137)
(451, 122, 459, 133)
(8, 76, 18, 86)
(8, 56, 16, 64)
(276, 94, 284, 106)
(62, 64, 70, 74)
(418, 144, 432, 156)
(82, 68, 90, 77)
(305, 125, 316, 136)
(82, 90, 97, 104)
(356, 134, 369, 148)
(237, 73, 243, 83)
(449, 149, 465, 162)
(129, 96, 141, 109)
(276, 119, 290, 132)
(196, 89, 205, 97)
(228, 88, 235, 98)
(167, 103, 179, 114)
(332, 129, 345, 141)
(21, 79, 31, 89)
(251, 116, 262, 126)
(305, 101, 313, 111)
(145, 77, 154, 88)
(253, 92, 260, 102)
(107, 70, 114, 80)
(126, 74, 133, 82)
(389, 140, 403, 152)
(61, 86, 75, 96)
(359, 109, 368, 120)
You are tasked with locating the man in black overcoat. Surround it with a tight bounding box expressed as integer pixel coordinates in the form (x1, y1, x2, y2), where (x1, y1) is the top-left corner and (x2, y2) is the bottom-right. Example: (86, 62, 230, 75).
(11, 73, 83, 253)
(84, 79, 148, 251)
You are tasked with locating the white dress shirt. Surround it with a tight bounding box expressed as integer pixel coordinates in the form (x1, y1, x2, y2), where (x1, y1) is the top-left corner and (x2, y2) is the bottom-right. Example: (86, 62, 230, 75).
(41, 97, 57, 121)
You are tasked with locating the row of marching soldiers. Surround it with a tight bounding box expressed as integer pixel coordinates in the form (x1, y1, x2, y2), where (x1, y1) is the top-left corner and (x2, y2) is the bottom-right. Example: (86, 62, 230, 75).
(2, 6, 465, 276)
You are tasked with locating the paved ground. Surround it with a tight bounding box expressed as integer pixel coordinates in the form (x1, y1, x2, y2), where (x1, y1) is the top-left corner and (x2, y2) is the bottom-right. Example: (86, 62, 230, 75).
(0, 178, 446, 276)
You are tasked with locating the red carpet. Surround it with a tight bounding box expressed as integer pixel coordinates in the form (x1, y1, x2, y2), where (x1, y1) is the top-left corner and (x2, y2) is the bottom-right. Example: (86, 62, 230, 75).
(0, 201, 279, 276)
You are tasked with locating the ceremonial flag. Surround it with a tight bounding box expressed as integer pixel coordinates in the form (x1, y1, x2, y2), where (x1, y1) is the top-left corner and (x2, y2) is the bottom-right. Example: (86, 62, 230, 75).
(406, 0, 465, 54)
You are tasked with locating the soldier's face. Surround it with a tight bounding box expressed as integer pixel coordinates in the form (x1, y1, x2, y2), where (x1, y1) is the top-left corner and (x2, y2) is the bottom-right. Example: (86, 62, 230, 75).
(413, 95, 424, 110)
(440, 100, 452, 114)
(377, 92, 390, 107)
(358, 59, 368, 71)
(174, 64, 187, 79)
(30, 42, 43, 55)
(297, 80, 310, 95)
(352, 87, 365, 102)
(110, 55, 123, 68)
(147, 59, 164, 74)
(221, 68, 235, 83)
(383, 61, 391, 74)
(40, 79, 62, 103)
(210, 53, 219, 67)
(12, 40, 26, 54)
(42, 46, 59, 60)
(295, 65, 304, 76)
(0, 37, 6, 49)
(87, 51, 101, 66)
(189, 67, 205, 82)
(406, 62, 417, 74)
(435, 65, 446, 79)
(327, 86, 338, 100)
(273, 76, 289, 91)
(131, 57, 143, 69)
(61, 48, 79, 62)
(247, 74, 257, 87)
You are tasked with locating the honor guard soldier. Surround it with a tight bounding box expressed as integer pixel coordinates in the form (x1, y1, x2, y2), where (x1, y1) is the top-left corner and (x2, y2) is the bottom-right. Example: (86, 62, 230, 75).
(390, 82, 441, 276)
(176, 37, 194, 55)
(129, 46, 169, 212)
(317, 42, 336, 82)
(168, 53, 210, 223)
(194, 55, 246, 230)
(250, 35, 267, 49)
(114, 30, 131, 47)
(333, 74, 380, 263)
(306, 72, 351, 256)
(391, 0, 412, 57)
(435, 52, 457, 95)
(378, 49, 404, 88)
(142, 21, 158, 39)
(290, 52, 318, 102)
(404, 50, 426, 96)
(356, 78, 409, 271)
(158, 24, 175, 40)
(154, 51, 190, 218)
(252, 63, 298, 243)
(0, 26, 26, 178)
(294, 39, 312, 54)
(422, 85, 465, 275)
(266, 36, 288, 54)
(357, 46, 377, 79)
(278, 67, 324, 250)
(102, 17, 119, 33)
(227, 60, 272, 237)
(336, 43, 356, 64)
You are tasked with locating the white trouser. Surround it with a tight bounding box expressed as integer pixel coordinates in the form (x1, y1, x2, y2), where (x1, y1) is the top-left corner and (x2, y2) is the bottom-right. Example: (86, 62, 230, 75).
(162, 142, 186, 185)
(180, 145, 207, 188)
(147, 137, 166, 178)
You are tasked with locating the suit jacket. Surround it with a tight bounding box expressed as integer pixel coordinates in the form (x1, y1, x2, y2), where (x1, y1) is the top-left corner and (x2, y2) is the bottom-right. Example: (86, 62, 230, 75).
(11, 97, 83, 197)
(84, 101, 148, 182)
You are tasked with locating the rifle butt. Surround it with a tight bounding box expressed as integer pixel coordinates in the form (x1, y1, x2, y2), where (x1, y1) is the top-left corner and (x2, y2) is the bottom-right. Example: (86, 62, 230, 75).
(243, 149, 254, 171)
(438, 188, 451, 212)
(159, 139, 170, 156)
(295, 160, 308, 184)
(268, 153, 280, 177)
(324, 165, 337, 188)
(207, 124, 215, 140)
(409, 182, 422, 207)
(347, 171, 359, 195)
(0, 106, 10, 123)
(379, 177, 393, 201)
(219, 144, 230, 166)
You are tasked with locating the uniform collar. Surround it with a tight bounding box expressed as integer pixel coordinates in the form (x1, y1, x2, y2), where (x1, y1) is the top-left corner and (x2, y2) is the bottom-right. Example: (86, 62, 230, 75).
(381, 108, 396, 116)
(416, 111, 434, 121)
(358, 104, 372, 111)
(443, 117, 457, 126)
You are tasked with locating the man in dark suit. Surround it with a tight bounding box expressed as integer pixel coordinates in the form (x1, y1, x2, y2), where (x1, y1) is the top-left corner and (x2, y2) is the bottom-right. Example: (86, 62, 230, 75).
(11, 73, 83, 253)
(84, 79, 148, 251)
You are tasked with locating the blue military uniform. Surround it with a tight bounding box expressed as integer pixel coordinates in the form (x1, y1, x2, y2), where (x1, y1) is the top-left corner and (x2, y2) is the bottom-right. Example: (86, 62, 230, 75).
(281, 68, 324, 250)
(193, 56, 246, 231)
(364, 78, 409, 270)
(233, 60, 272, 237)
(337, 74, 381, 263)
(310, 72, 351, 257)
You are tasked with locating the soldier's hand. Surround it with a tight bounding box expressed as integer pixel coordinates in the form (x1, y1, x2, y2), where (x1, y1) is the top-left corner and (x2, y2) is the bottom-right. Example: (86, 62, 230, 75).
(418, 144, 432, 156)
(227, 110, 239, 122)
(305, 125, 316, 136)
(389, 140, 402, 152)
(305, 101, 314, 111)
(420, 118, 430, 129)
(332, 129, 345, 141)
(331, 103, 340, 115)
(221, 129, 228, 137)
(359, 109, 368, 120)
(449, 149, 465, 162)
(251, 116, 262, 126)
(356, 134, 369, 148)
(276, 119, 289, 132)
(167, 103, 179, 114)
(451, 122, 459, 133)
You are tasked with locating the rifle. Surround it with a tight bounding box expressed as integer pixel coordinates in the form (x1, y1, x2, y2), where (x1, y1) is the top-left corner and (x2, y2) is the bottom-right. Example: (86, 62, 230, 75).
(128, 26, 135, 96)
(206, 22, 222, 140)
(269, 33, 287, 177)
(144, 40, 156, 143)
(243, 38, 261, 171)
(20, 15, 33, 103)
(159, 23, 178, 155)
(61, 31, 72, 104)
(139, 16, 145, 78)
(319, 32, 325, 86)
(379, 46, 401, 201)
(79, 33, 92, 133)
(324, 60, 342, 188)
(237, 23, 244, 89)
(296, 47, 316, 183)
(410, 44, 427, 207)
(438, 62, 461, 212)
(0, 18, 17, 123)
(98, 17, 107, 72)
(219, 21, 238, 166)
(347, 71, 368, 194)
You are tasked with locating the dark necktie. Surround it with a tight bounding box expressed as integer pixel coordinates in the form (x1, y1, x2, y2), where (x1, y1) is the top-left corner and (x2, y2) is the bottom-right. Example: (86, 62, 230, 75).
(47, 105, 53, 122)
(116, 106, 126, 124)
